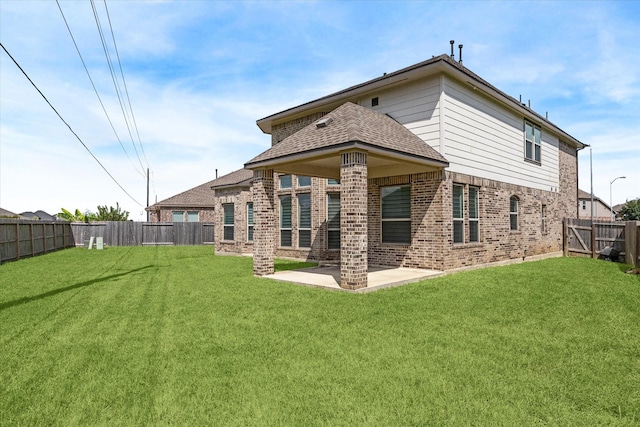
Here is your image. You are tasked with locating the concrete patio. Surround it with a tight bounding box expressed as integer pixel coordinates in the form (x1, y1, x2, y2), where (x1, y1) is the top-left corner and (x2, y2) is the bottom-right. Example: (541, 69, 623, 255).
(262, 265, 444, 292)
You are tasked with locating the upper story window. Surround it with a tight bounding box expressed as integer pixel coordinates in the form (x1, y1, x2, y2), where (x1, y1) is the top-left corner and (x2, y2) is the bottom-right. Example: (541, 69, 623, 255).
(525, 121, 541, 163)
(297, 176, 311, 188)
(327, 179, 340, 186)
(279, 175, 292, 189)
(381, 185, 411, 244)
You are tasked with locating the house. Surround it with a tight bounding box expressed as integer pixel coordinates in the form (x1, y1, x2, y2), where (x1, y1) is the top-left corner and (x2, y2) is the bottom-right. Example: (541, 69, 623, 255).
(146, 179, 218, 222)
(216, 53, 586, 289)
(0, 208, 21, 219)
(210, 168, 254, 253)
(577, 189, 614, 221)
(19, 210, 58, 221)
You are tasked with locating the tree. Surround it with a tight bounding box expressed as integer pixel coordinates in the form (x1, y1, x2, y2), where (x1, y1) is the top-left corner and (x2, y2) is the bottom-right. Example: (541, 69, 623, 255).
(94, 203, 129, 221)
(57, 208, 95, 222)
(619, 198, 640, 221)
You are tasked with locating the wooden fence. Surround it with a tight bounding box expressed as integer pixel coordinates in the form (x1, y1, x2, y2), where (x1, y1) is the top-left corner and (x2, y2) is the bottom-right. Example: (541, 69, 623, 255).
(0, 220, 75, 263)
(70, 222, 215, 247)
(564, 218, 640, 267)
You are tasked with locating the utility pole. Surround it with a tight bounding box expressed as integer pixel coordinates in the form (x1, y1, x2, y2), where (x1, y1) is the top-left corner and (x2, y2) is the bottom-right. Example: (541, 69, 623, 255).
(146, 168, 150, 222)
(590, 148, 593, 223)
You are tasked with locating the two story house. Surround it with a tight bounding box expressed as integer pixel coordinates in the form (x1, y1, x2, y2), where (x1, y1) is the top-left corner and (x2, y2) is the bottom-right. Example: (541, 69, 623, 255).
(216, 54, 585, 289)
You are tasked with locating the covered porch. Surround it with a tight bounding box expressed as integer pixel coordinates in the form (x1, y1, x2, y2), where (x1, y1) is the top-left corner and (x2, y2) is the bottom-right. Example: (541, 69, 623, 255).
(245, 102, 448, 289)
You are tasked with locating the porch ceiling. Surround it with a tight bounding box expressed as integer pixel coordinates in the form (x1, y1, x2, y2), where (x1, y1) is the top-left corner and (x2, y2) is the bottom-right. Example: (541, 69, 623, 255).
(245, 102, 448, 178)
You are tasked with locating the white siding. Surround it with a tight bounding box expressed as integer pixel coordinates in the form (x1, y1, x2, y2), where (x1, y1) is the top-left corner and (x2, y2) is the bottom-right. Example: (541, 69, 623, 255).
(441, 77, 559, 192)
(361, 77, 441, 152)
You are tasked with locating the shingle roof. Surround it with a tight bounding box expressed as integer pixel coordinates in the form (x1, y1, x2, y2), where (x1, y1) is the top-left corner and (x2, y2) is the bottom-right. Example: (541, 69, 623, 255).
(147, 168, 253, 211)
(210, 168, 253, 189)
(0, 208, 20, 218)
(246, 102, 448, 167)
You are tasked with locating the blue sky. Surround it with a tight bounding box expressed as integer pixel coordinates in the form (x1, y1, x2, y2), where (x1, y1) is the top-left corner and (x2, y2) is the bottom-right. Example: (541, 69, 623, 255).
(1, 0, 638, 220)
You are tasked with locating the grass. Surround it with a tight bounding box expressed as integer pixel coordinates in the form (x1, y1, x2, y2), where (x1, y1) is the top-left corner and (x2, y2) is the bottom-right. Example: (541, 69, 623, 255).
(1, 247, 639, 426)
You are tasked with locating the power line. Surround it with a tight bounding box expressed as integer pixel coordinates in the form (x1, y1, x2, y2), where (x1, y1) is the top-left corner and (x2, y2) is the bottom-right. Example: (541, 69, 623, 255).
(55, 0, 146, 179)
(0, 42, 144, 208)
(89, 0, 146, 175)
(103, 0, 150, 170)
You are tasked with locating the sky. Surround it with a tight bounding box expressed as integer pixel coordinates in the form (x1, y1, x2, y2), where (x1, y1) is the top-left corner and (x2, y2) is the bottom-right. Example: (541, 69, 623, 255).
(1, 0, 639, 221)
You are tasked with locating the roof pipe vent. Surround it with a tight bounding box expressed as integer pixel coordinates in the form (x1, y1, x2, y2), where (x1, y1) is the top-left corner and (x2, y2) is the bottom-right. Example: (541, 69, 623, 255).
(450, 40, 455, 59)
(458, 44, 463, 64)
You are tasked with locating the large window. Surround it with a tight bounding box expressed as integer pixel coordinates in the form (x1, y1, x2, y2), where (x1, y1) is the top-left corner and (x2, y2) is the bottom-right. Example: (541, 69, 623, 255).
(327, 193, 340, 250)
(381, 186, 411, 244)
(453, 184, 464, 244)
(247, 202, 254, 242)
(297, 176, 311, 188)
(279, 175, 292, 189)
(280, 195, 292, 247)
(223, 204, 234, 240)
(298, 194, 311, 248)
(510, 196, 519, 231)
(469, 186, 479, 243)
(525, 121, 541, 163)
(327, 179, 340, 186)
(187, 211, 199, 222)
(172, 211, 184, 222)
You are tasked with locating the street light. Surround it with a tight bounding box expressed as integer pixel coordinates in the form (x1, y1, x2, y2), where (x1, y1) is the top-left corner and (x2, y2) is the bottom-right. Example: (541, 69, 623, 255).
(610, 176, 626, 221)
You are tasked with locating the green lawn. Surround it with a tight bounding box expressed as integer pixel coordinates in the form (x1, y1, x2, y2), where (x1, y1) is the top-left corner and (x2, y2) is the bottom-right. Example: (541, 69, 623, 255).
(1, 247, 638, 426)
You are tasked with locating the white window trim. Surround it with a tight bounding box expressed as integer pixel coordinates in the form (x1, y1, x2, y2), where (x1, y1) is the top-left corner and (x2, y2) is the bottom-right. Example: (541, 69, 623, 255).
(247, 202, 254, 242)
(223, 204, 234, 241)
(510, 196, 519, 231)
(381, 185, 411, 245)
(453, 184, 465, 244)
(525, 120, 541, 164)
(279, 195, 292, 247)
(297, 193, 311, 248)
(469, 186, 480, 243)
(327, 193, 340, 250)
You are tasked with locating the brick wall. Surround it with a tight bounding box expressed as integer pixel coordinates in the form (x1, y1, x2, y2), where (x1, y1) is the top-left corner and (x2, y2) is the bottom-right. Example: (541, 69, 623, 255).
(148, 208, 214, 223)
(271, 112, 327, 146)
(213, 187, 253, 254)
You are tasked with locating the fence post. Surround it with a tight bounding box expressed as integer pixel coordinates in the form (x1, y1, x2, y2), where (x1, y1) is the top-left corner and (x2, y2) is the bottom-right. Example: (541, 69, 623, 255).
(591, 221, 597, 259)
(625, 221, 639, 267)
(563, 218, 568, 257)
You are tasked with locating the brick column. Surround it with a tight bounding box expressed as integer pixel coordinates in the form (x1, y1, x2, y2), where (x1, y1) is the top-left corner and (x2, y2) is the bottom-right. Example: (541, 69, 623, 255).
(252, 169, 275, 276)
(340, 151, 368, 289)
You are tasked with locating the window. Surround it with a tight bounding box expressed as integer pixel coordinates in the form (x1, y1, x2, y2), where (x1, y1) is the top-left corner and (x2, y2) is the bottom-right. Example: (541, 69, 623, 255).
(327, 179, 340, 186)
(510, 196, 519, 231)
(187, 211, 199, 222)
(279, 175, 292, 189)
(247, 202, 254, 242)
(582, 200, 586, 210)
(381, 186, 411, 244)
(327, 193, 340, 250)
(297, 176, 311, 187)
(298, 194, 311, 248)
(172, 211, 184, 222)
(525, 121, 541, 163)
(453, 184, 464, 243)
(469, 186, 479, 243)
(541, 204, 547, 234)
(280, 195, 292, 247)
(223, 204, 234, 240)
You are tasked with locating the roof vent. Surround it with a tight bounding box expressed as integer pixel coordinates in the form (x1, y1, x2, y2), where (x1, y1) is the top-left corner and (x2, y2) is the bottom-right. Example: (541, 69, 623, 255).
(316, 117, 333, 128)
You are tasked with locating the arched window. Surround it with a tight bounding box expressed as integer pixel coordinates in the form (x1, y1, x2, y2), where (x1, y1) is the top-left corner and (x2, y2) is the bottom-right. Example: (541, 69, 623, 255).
(510, 196, 519, 231)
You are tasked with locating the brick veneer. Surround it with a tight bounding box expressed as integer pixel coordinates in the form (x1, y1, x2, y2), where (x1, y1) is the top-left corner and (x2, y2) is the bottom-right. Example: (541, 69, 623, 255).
(149, 208, 214, 223)
(252, 169, 275, 276)
(213, 187, 253, 254)
(340, 151, 368, 289)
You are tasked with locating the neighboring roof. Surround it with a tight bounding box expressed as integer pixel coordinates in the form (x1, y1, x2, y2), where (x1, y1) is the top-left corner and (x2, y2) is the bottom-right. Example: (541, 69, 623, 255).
(19, 210, 57, 221)
(246, 102, 448, 169)
(210, 168, 253, 189)
(0, 208, 20, 218)
(578, 189, 613, 211)
(147, 179, 218, 211)
(146, 169, 253, 212)
(257, 54, 586, 150)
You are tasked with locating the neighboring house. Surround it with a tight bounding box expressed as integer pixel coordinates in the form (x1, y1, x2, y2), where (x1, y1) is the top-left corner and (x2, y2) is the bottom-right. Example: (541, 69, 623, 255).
(0, 208, 21, 219)
(146, 179, 218, 222)
(216, 53, 585, 289)
(19, 210, 57, 221)
(578, 189, 614, 221)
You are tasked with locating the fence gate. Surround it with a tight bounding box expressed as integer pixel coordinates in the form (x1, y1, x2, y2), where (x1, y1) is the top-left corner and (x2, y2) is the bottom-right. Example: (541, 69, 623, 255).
(564, 218, 639, 267)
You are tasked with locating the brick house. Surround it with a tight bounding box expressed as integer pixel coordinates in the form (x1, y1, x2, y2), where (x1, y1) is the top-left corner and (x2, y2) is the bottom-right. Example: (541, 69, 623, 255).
(146, 179, 217, 223)
(217, 54, 586, 289)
